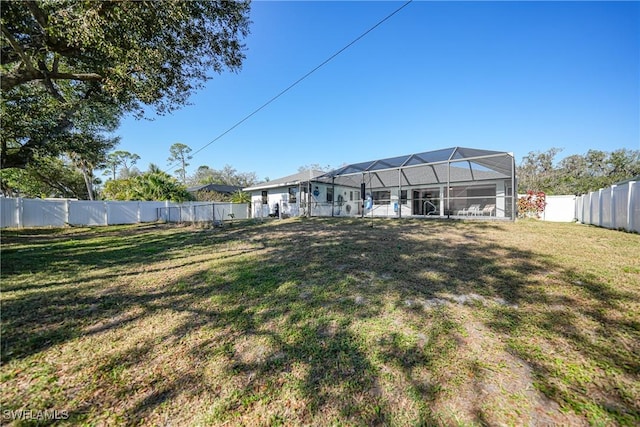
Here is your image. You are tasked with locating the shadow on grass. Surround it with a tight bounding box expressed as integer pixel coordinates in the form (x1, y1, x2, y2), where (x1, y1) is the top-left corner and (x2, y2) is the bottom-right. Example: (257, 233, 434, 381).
(1, 218, 638, 424)
(1, 224, 218, 279)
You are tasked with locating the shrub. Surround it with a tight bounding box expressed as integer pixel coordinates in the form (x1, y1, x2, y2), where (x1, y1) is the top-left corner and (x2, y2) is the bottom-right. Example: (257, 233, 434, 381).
(518, 190, 546, 218)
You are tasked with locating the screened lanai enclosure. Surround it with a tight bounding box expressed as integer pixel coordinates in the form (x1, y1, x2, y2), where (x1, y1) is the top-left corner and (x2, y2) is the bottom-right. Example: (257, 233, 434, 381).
(246, 147, 516, 220)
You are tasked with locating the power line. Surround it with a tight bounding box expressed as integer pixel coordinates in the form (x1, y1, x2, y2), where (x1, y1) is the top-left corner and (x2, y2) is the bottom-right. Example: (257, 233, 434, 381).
(166, 0, 413, 173)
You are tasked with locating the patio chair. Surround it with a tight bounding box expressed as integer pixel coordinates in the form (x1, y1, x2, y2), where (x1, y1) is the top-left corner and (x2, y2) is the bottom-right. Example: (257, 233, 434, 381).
(457, 204, 481, 216)
(481, 204, 495, 216)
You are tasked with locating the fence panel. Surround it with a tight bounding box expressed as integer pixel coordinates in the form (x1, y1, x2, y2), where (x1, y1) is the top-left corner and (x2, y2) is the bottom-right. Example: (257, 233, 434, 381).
(22, 199, 66, 227)
(193, 204, 213, 222)
(69, 201, 106, 226)
(1, 198, 19, 228)
(542, 195, 576, 222)
(613, 184, 628, 230)
(216, 203, 248, 221)
(582, 194, 591, 224)
(141, 202, 166, 222)
(107, 201, 139, 224)
(181, 204, 196, 222)
(156, 202, 249, 224)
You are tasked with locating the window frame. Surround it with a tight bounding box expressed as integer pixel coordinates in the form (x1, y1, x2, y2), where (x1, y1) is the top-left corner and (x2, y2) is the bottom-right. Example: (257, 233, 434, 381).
(372, 190, 391, 205)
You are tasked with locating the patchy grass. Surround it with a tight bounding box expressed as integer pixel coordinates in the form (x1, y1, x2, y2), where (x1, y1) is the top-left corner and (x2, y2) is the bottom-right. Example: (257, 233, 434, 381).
(1, 218, 638, 426)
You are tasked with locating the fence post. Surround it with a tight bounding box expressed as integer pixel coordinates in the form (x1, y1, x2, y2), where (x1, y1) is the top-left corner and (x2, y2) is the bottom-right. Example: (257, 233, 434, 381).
(137, 201, 141, 223)
(597, 189, 603, 227)
(65, 199, 70, 225)
(578, 195, 583, 223)
(104, 201, 109, 225)
(628, 182, 636, 232)
(609, 185, 616, 229)
(16, 197, 22, 228)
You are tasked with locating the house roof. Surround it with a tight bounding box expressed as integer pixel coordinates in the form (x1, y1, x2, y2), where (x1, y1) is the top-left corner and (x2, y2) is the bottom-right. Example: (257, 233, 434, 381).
(315, 146, 515, 189)
(187, 184, 242, 194)
(244, 170, 326, 192)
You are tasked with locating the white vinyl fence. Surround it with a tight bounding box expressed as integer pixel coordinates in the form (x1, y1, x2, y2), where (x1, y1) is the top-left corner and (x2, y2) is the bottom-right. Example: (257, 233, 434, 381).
(540, 195, 577, 222)
(157, 203, 250, 224)
(576, 181, 639, 233)
(0, 198, 249, 228)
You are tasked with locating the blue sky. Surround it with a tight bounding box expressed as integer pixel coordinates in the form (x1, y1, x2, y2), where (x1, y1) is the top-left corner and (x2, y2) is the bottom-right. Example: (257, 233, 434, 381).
(114, 1, 640, 182)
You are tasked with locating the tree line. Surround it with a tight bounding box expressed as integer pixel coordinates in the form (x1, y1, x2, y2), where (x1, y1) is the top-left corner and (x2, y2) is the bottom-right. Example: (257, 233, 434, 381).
(516, 148, 640, 195)
(1, 142, 260, 202)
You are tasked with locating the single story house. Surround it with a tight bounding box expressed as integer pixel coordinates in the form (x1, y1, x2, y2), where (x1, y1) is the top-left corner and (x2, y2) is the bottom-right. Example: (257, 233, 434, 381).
(244, 147, 517, 220)
(244, 170, 326, 218)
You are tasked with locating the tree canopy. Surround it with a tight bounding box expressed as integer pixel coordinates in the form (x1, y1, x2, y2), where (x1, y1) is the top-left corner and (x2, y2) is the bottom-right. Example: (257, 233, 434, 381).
(103, 150, 140, 180)
(168, 143, 192, 184)
(0, 155, 99, 199)
(1, 0, 251, 169)
(517, 148, 640, 195)
(188, 164, 257, 188)
(102, 170, 192, 202)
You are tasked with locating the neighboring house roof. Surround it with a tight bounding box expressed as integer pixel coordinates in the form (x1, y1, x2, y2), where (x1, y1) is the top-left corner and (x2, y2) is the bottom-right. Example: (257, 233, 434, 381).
(244, 170, 326, 192)
(187, 184, 242, 194)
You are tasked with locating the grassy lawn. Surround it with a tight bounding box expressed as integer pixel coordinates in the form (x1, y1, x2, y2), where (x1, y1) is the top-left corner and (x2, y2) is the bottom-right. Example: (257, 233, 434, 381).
(1, 218, 638, 426)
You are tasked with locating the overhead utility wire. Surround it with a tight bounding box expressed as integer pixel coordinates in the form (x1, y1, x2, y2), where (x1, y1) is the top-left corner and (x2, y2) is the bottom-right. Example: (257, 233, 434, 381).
(167, 0, 413, 173)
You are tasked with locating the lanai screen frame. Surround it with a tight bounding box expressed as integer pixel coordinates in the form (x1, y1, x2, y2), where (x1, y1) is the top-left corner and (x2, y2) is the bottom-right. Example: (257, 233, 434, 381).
(315, 147, 517, 219)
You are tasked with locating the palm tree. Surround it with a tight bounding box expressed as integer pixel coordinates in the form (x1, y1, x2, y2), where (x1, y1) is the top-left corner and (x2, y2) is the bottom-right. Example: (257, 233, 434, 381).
(147, 163, 163, 174)
(230, 190, 251, 203)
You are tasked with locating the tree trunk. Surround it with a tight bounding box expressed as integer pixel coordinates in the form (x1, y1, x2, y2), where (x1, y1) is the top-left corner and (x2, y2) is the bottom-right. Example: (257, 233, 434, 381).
(79, 164, 94, 200)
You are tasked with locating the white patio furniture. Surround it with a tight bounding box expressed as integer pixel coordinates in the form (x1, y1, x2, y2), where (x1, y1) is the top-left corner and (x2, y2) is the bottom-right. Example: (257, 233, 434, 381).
(481, 204, 495, 216)
(457, 204, 481, 216)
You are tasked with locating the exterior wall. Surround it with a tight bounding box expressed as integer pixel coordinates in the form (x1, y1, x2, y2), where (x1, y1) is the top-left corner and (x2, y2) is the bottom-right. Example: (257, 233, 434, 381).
(250, 189, 290, 218)
(329, 186, 362, 217)
(250, 184, 360, 218)
(248, 179, 515, 219)
(250, 180, 513, 219)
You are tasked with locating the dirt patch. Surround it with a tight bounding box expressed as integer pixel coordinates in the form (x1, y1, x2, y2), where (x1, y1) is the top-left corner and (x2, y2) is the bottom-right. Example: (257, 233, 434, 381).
(434, 306, 588, 426)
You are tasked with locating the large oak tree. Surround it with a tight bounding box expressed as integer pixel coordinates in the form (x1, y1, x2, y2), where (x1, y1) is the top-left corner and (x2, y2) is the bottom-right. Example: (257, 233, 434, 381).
(1, 0, 251, 169)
